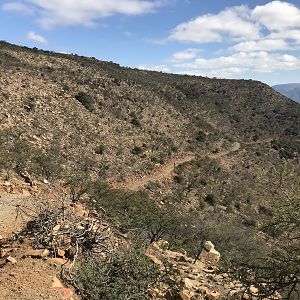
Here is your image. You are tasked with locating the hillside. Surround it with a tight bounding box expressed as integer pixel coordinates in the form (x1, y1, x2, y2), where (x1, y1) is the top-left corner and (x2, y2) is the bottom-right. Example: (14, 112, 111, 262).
(0, 41, 300, 299)
(273, 83, 300, 103)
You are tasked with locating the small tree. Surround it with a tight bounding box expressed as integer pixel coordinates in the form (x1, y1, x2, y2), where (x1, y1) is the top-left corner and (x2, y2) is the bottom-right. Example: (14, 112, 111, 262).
(75, 92, 95, 112)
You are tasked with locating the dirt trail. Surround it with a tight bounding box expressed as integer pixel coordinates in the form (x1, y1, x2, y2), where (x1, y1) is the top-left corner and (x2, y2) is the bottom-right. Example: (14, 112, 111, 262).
(208, 142, 241, 159)
(0, 194, 33, 238)
(112, 139, 273, 191)
(208, 139, 272, 160)
(112, 154, 196, 191)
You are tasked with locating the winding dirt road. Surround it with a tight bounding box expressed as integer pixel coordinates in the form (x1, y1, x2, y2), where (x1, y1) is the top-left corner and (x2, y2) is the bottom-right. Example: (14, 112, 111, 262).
(112, 154, 196, 191)
(112, 139, 272, 191)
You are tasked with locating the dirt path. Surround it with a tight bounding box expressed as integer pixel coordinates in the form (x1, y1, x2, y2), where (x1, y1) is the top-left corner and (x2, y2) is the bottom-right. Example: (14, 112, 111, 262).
(0, 194, 33, 238)
(111, 139, 273, 191)
(112, 154, 196, 191)
(208, 142, 241, 159)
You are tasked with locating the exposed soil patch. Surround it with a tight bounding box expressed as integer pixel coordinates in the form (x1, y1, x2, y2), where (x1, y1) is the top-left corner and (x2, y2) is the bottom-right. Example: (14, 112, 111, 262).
(0, 257, 79, 300)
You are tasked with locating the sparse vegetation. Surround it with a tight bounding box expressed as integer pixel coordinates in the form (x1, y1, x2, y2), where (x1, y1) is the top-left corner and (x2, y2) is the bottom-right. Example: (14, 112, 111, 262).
(75, 250, 163, 300)
(0, 41, 299, 300)
(75, 91, 95, 112)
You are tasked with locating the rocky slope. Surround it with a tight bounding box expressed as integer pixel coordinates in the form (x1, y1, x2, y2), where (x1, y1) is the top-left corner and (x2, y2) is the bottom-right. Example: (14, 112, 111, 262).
(0, 41, 299, 182)
(0, 41, 299, 299)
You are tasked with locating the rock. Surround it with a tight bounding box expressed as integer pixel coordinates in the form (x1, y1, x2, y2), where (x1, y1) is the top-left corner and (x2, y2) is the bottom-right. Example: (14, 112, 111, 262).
(52, 224, 61, 234)
(23, 249, 50, 259)
(207, 291, 220, 299)
(21, 188, 31, 196)
(199, 242, 220, 265)
(164, 250, 189, 262)
(203, 267, 216, 273)
(227, 289, 242, 299)
(20, 171, 34, 186)
(203, 241, 215, 251)
(242, 293, 250, 299)
(184, 278, 200, 290)
(56, 248, 65, 258)
(52, 276, 64, 288)
(206, 248, 221, 264)
(6, 256, 17, 264)
(250, 285, 259, 295)
(76, 225, 85, 230)
(51, 276, 74, 299)
(43, 179, 48, 184)
(180, 289, 194, 300)
(157, 240, 169, 250)
(145, 253, 163, 267)
(48, 258, 69, 265)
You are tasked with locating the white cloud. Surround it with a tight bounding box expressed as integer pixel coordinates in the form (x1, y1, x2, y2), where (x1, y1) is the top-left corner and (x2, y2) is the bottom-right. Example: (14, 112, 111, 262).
(2, 2, 34, 15)
(174, 51, 300, 75)
(169, 5, 261, 43)
(269, 29, 300, 43)
(172, 48, 199, 61)
(168, 1, 300, 46)
(252, 1, 300, 31)
(137, 64, 170, 72)
(230, 39, 290, 52)
(27, 31, 47, 44)
(179, 67, 247, 79)
(3, 0, 164, 28)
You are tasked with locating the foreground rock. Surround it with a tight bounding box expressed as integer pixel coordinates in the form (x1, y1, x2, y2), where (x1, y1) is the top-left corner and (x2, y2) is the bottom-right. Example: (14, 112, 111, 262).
(147, 240, 282, 300)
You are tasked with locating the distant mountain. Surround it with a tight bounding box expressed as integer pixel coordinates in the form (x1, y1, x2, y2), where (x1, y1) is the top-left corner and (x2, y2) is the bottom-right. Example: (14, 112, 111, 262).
(273, 83, 300, 103)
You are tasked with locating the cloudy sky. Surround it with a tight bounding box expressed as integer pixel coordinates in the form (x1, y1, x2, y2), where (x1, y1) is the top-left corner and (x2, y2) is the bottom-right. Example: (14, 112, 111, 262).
(1, 0, 300, 85)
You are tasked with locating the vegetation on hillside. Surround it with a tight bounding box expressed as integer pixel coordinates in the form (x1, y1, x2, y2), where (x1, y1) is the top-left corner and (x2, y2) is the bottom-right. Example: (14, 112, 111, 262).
(0, 41, 299, 299)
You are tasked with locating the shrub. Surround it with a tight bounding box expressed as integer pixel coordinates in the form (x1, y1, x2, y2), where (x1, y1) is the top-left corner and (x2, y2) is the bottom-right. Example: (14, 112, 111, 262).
(75, 250, 163, 300)
(94, 144, 105, 155)
(130, 112, 142, 128)
(75, 92, 95, 112)
(132, 146, 143, 155)
(204, 194, 217, 206)
(196, 130, 206, 143)
(173, 175, 184, 184)
(91, 182, 181, 244)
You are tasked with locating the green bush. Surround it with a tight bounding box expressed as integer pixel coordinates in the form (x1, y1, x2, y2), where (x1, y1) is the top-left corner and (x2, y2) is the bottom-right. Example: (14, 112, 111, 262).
(204, 194, 217, 206)
(75, 92, 95, 112)
(94, 144, 105, 155)
(132, 146, 143, 155)
(91, 182, 180, 243)
(173, 175, 184, 184)
(196, 130, 206, 143)
(75, 250, 162, 300)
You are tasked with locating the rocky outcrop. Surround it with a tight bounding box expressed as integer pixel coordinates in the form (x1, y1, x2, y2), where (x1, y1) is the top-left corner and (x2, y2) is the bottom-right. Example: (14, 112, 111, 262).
(147, 240, 281, 300)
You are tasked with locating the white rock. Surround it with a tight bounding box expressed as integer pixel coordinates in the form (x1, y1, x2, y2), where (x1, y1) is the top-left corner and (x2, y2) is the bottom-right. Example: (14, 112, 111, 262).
(203, 241, 215, 251)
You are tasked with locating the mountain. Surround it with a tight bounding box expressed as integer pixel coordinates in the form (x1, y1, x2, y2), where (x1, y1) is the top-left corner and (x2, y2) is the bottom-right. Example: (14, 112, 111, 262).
(0, 41, 299, 299)
(0, 40, 299, 209)
(273, 83, 300, 103)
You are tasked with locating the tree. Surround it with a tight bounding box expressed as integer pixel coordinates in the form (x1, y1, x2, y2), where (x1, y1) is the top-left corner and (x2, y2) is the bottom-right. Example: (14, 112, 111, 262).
(237, 164, 300, 299)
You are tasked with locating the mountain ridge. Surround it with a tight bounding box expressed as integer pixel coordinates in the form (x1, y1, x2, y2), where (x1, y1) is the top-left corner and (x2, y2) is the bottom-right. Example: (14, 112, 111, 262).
(273, 83, 300, 103)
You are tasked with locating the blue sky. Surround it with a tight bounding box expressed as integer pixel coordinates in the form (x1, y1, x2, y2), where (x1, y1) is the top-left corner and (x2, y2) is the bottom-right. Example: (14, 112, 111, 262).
(1, 0, 300, 86)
